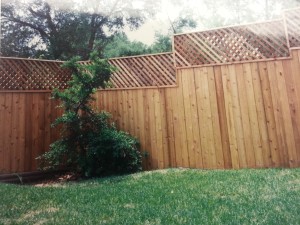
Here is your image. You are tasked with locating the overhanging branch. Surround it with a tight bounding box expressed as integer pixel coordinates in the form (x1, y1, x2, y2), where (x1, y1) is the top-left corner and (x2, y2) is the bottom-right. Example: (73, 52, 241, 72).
(6, 17, 49, 39)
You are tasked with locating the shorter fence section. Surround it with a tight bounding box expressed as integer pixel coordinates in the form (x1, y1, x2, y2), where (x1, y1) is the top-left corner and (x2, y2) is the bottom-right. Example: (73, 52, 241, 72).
(0, 53, 176, 91)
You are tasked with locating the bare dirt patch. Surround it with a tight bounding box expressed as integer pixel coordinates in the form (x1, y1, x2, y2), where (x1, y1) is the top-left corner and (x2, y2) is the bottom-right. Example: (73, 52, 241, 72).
(31, 172, 79, 187)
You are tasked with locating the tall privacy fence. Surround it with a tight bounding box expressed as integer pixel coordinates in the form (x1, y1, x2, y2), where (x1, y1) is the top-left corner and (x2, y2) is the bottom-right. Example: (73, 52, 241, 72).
(1, 8, 300, 173)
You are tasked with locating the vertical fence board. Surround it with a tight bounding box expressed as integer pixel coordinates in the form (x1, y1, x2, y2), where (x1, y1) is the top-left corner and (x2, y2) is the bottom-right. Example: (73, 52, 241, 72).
(267, 61, 289, 166)
(189, 69, 203, 168)
(160, 89, 170, 168)
(244, 63, 264, 167)
(165, 88, 176, 167)
(220, 65, 240, 169)
(250, 63, 272, 167)
(142, 89, 152, 169)
(230, 65, 248, 168)
(128, 90, 134, 136)
(31, 94, 39, 170)
(11, 94, 20, 172)
(24, 94, 33, 172)
(203, 67, 218, 168)
(176, 71, 189, 167)
(18, 94, 26, 172)
(286, 51, 300, 164)
(153, 89, 163, 168)
(213, 66, 232, 169)
(235, 64, 256, 168)
(181, 69, 196, 168)
(4, 94, 13, 172)
(116, 91, 123, 130)
(275, 61, 298, 167)
(38, 93, 46, 162)
(148, 89, 158, 169)
(195, 68, 217, 168)
(169, 86, 183, 167)
(44, 93, 52, 155)
(258, 62, 281, 167)
(0, 95, 5, 172)
(136, 89, 147, 168)
(207, 67, 224, 168)
(121, 91, 128, 133)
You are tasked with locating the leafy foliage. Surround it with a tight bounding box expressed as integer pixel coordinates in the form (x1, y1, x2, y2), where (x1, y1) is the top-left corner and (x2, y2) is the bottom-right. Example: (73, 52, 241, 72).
(150, 34, 173, 53)
(149, 16, 197, 54)
(86, 122, 142, 176)
(102, 16, 197, 57)
(39, 53, 142, 176)
(103, 33, 151, 58)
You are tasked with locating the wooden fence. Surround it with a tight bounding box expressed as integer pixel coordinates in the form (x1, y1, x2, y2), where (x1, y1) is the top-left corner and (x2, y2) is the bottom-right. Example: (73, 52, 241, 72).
(1, 52, 300, 173)
(1, 8, 300, 173)
(96, 49, 300, 170)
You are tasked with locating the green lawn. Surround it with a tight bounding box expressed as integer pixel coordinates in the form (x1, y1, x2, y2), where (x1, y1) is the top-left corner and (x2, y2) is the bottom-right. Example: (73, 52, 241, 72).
(0, 168, 299, 225)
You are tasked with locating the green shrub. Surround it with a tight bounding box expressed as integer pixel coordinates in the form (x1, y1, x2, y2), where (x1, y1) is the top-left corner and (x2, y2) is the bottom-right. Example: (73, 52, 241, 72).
(38, 52, 142, 177)
(85, 118, 142, 177)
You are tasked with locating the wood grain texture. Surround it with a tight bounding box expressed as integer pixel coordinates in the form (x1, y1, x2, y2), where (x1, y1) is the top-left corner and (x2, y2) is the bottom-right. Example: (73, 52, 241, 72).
(0, 92, 61, 173)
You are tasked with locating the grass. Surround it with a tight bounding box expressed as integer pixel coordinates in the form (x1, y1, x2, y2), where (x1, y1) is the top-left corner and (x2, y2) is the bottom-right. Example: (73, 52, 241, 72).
(0, 168, 299, 225)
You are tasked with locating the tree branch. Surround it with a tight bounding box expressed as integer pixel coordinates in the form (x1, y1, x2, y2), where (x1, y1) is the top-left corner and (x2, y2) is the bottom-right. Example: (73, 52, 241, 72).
(28, 3, 57, 35)
(28, 7, 47, 19)
(7, 17, 49, 39)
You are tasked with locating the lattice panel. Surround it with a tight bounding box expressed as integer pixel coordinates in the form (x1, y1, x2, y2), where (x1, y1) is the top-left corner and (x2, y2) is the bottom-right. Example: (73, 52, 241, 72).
(108, 53, 176, 88)
(0, 53, 176, 90)
(174, 20, 290, 67)
(0, 58, 71, 90)
(284, 8, 300, 48)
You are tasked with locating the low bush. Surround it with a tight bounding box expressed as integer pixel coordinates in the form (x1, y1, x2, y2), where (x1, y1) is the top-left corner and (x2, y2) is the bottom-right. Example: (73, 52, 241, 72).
(85, 116, 142, 177)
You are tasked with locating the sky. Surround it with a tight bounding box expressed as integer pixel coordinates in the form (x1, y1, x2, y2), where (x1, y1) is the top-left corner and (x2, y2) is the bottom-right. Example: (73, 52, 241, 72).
(125, 0, 300, 44)
(126, 0, 273, 44)
(126, 0, 184, 44)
